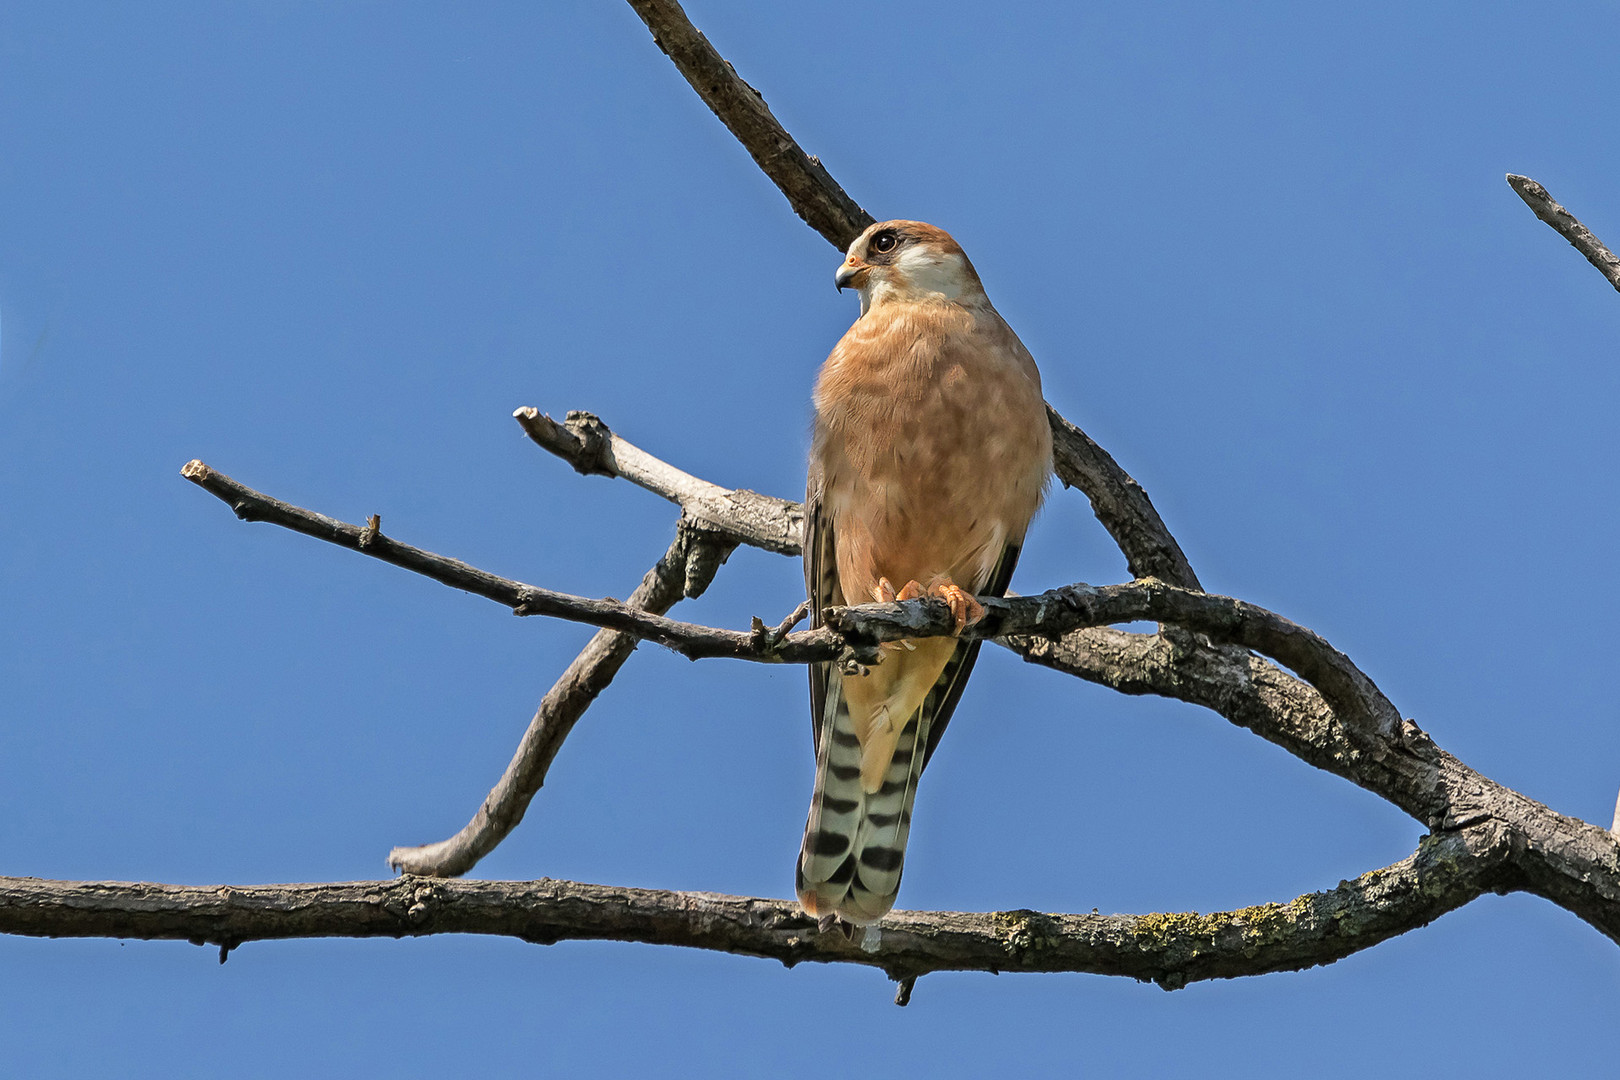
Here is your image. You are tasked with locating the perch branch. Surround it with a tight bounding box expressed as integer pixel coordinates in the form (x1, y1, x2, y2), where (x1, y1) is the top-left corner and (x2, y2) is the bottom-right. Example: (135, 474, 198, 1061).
(624, 0, 874, 249)
(180, 459, 1395, 751)
(0, 827, 1516, 988)
(1507, 174, 1620, 294)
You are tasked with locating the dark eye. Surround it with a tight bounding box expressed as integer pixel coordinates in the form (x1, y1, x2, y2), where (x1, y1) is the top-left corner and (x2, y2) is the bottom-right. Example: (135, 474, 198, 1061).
(870, 231, 898, 254)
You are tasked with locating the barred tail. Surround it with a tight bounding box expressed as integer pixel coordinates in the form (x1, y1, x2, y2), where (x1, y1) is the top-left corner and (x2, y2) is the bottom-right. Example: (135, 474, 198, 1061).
(795, 669, 929, 925)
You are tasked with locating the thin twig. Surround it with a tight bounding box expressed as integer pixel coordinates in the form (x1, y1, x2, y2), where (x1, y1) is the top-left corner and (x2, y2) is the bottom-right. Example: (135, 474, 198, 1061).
(1507, 174, 1620, 294)
(180, 460, 810, 661)
(0, 829, 1520, 987)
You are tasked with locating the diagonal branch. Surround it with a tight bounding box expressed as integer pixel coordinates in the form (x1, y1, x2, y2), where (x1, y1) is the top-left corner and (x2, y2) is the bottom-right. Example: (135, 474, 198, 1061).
(387, 520, 733, 877)
(0, 826, 1515, 989)
(1507, 174, 1620, 294)
(1046, 407, 1201, 590)
(624, 0, 874, 249)
(181, 457, 849, 662)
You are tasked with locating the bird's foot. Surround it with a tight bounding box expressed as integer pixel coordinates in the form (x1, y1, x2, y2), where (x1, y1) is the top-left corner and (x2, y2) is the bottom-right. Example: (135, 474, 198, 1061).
(924, 577, 984, 635)
(874, 576, 982, 635)
(872, 578, 919, 652)
(872, 577, 903, 603)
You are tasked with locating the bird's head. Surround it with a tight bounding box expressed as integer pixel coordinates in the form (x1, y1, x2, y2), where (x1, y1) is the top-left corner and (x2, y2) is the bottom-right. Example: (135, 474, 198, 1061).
(835, 220, 985, 314)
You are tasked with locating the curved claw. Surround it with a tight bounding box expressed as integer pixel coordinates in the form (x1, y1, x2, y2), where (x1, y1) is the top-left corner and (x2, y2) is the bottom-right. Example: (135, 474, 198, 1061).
(930, 579, 985, 635)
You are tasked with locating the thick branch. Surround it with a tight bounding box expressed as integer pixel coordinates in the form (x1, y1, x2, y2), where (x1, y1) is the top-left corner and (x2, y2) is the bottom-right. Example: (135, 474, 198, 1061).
(0, 829, 1511, 987)
(624, 0, 874, 248)
(1507, 174, 1620, 294)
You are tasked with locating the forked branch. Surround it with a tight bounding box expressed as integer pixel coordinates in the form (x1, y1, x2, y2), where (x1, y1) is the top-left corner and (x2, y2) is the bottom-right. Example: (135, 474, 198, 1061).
(173, 446, 1620, 948)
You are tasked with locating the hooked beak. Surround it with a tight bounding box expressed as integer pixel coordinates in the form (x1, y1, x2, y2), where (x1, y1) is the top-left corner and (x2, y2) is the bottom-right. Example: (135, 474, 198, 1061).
(834, 258, 869, 292)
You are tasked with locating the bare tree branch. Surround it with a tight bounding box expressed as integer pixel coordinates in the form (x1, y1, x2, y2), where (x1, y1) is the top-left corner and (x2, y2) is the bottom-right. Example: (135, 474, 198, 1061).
(1006, 622, 1620, 946)
(518, 405, 1201, 596)
(0, 827, 1515, 988)
(1046, 407, 1202, 590)
(387, 521, 732, 877)
(624, 0, 874, 249)
(1507, 174, 1620, 294)
(513, 408, 803, 555)
(179, 458, 1392, 747)
(180, 459, 781, 659)
(180, 452, 1620, 946)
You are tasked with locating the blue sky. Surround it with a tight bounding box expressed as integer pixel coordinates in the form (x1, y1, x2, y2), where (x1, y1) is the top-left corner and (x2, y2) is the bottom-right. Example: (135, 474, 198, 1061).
(3, 2, 1618, 1075)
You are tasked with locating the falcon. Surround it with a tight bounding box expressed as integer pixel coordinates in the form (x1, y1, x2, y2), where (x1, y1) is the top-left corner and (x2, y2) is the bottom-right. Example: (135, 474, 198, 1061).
(796, 220, 1053, 926)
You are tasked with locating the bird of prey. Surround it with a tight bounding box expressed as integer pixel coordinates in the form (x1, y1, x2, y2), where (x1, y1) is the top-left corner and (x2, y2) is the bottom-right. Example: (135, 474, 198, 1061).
(796, 220, 1053, 927)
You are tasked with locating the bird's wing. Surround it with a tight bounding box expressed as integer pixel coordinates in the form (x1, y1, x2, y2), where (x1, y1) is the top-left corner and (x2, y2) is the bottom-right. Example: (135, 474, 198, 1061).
(804, 481, 844, 754)
(919, 540, 1022, 769)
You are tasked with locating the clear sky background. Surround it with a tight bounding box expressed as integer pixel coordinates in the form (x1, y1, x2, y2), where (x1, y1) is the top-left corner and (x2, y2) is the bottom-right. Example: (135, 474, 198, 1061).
(3, 2, 1619, 1075)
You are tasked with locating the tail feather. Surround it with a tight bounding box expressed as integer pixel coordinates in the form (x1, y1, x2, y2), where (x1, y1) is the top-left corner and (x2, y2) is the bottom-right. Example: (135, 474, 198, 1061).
(796, 668, 930, 924)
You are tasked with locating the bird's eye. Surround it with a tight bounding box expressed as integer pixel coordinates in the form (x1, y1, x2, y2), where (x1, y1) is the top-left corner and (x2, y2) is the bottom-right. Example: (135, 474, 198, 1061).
(870, 231, 898, 254)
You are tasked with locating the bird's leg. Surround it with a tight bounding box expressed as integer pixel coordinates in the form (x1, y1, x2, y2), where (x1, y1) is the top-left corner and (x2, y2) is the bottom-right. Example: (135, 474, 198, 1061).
(923, 576, 984, 635)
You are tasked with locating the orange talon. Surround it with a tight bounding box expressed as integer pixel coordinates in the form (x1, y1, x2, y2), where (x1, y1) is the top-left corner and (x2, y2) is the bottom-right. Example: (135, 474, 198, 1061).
(930, 579, 984, 635)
